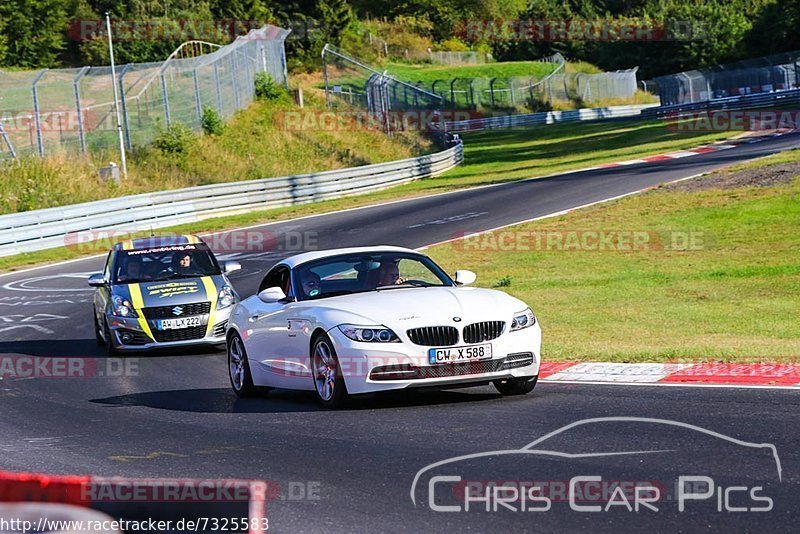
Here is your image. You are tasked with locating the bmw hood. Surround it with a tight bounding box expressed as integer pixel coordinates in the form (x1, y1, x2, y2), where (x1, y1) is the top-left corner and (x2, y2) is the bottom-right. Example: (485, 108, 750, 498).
(305, 286, 527, 330)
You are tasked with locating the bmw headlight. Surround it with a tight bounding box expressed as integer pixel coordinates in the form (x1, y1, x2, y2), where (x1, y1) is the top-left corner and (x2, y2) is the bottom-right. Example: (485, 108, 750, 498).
(510, 308, 536, 331)
(111, 294, 138, 318)
(337, 324, 400, 343)
(217, 286, 237, 310)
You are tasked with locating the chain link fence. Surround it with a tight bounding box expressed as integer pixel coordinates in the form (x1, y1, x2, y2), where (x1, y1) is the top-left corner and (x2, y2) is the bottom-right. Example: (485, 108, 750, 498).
(319, 45, 641, 130)
(321, 45, 444, 133)
(543, 68, 640, 104)
(653, 51, 800, 106)
(0, 25, 290, 161)
(428, 51, 491, 65)
(404, 58, 639, 109)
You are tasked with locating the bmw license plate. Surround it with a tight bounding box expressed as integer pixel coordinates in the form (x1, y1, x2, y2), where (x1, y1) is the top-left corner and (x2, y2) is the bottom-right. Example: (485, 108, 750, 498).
(157, 317, 202, 330)
(428, 344, 492, 365)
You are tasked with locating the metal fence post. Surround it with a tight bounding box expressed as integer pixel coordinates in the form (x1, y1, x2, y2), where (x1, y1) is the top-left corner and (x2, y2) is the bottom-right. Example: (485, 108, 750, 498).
(160, 71, 171, 127)
(469, 79, 475, 107)
(381, 72, 391, 135)
(280, 36, 290, 90)
(73, 66, 90, 154)
(259, 41, 267, 73)
(322, 44, 331, 108)
(213, 62, 223, 115)
(230, 52, 241, 110)
(193, 61, 203, 126)
(528, 76, 536, 108)
(118, 64, 132, 150)
(32, 69, 48, 157)
(0, 122, 17, 159)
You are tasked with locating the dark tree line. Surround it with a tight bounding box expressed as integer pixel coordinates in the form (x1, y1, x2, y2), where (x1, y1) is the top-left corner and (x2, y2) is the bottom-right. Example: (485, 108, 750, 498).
(0, 0, 798, 78)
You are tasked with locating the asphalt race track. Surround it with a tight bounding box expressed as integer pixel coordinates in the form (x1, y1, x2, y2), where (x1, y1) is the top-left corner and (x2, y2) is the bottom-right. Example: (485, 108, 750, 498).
(1, 134, 799, 531)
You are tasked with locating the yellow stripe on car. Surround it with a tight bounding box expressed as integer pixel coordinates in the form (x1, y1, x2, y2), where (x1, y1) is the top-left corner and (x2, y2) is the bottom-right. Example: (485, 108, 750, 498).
(122, 240, 134, 250)
(187, 235, 199, 244)
(128, 283, 155, 341)
(201, 276, 218, 336)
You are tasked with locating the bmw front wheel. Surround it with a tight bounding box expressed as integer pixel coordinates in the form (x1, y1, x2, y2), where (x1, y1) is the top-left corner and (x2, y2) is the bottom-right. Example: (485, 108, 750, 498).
(493, 375, 538, 396)
(311, 334, 349, 409)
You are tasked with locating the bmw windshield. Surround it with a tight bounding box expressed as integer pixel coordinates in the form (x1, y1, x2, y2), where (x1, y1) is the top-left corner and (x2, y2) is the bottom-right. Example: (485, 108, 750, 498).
(295, 252, 454, 300)
(113, 244, 221, 284)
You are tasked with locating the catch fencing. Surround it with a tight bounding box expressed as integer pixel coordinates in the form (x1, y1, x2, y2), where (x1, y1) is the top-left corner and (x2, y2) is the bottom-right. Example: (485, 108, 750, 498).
(641, 88, 800, 119)
(424, 64, 640, 109)
(428, 51, 491, 65)
(0, 25, 289, 160)
(321, 48, 639, 112)
(322, 45, 444, 133)
(0, 137, 463, 257)
(653, 51, 800, 106)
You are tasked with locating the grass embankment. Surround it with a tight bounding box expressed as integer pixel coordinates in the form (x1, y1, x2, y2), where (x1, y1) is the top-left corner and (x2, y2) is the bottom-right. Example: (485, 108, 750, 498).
(387, 61, 560, 84)
(427, 153, 800, 363)
(0, 118, 744, 272)
(0, 91, 433, 214)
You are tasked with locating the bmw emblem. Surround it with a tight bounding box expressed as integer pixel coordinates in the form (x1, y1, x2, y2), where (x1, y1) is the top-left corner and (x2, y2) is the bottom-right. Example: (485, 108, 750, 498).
(453, 317, 462, 322)
(172, 306, 184, 316)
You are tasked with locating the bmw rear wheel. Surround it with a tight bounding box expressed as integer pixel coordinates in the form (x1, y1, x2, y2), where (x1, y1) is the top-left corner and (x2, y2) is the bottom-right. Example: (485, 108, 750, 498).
(311, 334, 349, 409)
(228, 333, 258, 398)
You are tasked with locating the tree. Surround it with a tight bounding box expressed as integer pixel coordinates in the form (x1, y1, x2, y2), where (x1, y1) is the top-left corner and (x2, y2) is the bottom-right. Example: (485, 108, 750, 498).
(744, 0, 800, 57)
(318, 0, 355, 44)
(0, 0, 69, 67)
(210, 0, 273, 20)
(0, 15, 7, 65)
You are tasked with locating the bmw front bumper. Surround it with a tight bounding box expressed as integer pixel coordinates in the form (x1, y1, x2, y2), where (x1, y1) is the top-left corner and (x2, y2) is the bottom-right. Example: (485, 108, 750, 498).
(327, 323, 542, 395)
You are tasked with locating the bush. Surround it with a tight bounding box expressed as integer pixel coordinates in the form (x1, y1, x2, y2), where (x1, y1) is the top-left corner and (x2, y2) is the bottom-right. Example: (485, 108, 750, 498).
(201, 106, 225, 136)
(438, 37, 470, 52)
(493, 275, 512, 288)
(153, 122, 194, 157)
(254, 72, 284, 100)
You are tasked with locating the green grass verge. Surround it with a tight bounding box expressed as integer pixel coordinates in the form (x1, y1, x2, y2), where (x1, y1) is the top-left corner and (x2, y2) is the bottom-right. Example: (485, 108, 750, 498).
(426, 157, 800, 363)
(424, 119, 736, 192)
(387, 61, 559, 84)
(0, 118, 743, 273)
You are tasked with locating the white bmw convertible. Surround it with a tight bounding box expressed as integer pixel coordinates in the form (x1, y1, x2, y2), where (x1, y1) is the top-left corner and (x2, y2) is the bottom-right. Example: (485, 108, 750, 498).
(225, 246, 541, 407)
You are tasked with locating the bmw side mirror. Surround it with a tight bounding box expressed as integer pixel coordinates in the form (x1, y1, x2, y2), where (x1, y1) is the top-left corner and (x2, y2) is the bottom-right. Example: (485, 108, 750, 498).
(224, 261, 242, 274)
(87, 273, 107, 287)
(454, 270, 477, 286)
(258, 287, 287, 303)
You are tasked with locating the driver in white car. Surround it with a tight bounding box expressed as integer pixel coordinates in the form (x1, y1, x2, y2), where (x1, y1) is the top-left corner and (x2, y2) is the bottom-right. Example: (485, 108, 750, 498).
(376, 261, 405, 286)
(301, 271, 322, 298)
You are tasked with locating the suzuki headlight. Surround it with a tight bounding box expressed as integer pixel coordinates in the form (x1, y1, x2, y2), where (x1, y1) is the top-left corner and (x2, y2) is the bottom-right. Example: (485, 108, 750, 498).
(217, 286, 237, 310)
(111, 294, 138, 318)
(338, 324, 400, 343)
(510, 308, 536, 331)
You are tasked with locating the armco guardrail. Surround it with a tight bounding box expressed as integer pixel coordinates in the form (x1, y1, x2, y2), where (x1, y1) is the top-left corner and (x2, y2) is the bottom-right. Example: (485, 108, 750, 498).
(443, 103, 659, 132)
(641, 88, 800, 119)
(0, 140, 463, 257)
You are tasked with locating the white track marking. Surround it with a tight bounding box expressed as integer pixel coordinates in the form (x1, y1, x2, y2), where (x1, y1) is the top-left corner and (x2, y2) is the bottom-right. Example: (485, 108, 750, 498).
(2, 273, 95, 293)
